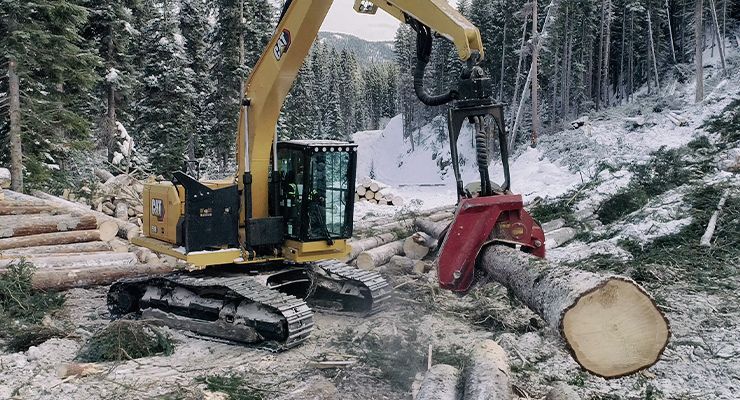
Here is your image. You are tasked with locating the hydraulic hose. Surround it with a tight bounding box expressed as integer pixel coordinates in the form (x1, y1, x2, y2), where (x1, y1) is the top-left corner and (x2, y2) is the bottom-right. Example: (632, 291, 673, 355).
(474, 117, 492, 196)
(410, 20, 458, 107)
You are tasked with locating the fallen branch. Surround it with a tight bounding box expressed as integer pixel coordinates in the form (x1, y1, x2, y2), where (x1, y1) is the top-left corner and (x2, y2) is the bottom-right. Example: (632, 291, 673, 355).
(700, 189, 729, 247)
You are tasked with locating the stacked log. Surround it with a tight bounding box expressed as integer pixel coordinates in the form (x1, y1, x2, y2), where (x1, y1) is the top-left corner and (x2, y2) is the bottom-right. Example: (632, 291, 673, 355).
(86, 169, 145, 230)
(355, 177, 404, 206)
(0, 190, 172, 291)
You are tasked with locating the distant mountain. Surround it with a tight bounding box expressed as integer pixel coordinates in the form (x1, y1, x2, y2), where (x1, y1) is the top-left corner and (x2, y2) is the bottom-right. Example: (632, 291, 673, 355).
(318, 32, 395, 63)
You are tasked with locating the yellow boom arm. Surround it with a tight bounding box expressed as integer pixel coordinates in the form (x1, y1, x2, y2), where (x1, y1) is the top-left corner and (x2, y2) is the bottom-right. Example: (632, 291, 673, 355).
(236, 0, 485, 219)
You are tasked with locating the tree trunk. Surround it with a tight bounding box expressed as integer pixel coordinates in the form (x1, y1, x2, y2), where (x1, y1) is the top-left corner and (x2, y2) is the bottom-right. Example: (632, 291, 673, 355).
(0, 230, 109, 251)
(510, 14, 530, 119)
(647, 10, 661, 91)
(666, 0, 678, 64)
(531, 0, 540, 147)
(0, 253, 138, 269)
(0, 214, 97, 238)
(463, 339, 512, 399)
(415, 364, 460, 400)
(680, 0, 687, 62)
(695, 0, 704, 103)
(346, 232, 402, 261)
(629, 10, 635, 102)
(619, 6, 627, 103)
(0, 241, 113, 258)
(499, 20, 507, 102)
(356, 239, 404, 270)
(480, 246, 670, 378)
(8, 58, 23, 192)
(510, 0, 561, 149)
(602, 0, 613, 107)
(708, 0, 727, 72)
(30, 191, 140, 240)
(596, 0, 606, 110)
(560, 4, 570, 118)
(0, 204, 56, 215)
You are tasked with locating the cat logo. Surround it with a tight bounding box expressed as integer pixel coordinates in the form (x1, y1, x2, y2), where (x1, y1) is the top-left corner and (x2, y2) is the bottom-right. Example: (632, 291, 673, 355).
(273, 29, 292, 61)
(151, 198, 165, 221)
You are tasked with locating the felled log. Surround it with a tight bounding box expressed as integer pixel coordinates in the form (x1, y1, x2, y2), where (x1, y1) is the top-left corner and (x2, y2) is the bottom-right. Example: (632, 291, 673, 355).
(414, 218, 451, 241)
(346, 232, 401, 261)
(356, 185, 366, 196)
(22, 263, 175, 290)
(415, 364, 460, 400)
(545, 227, 577, 249)
(0, 241, 113, 258)
(0, 230, 110, 251)
(94, 168, 115, 183)
(541, 218, 566, 233)
(481, 246, 670, 378)
(31, 191, 140, 240)
(0, 203, 57, 215)
(356, 239, 404, 270)
(56, 363, 105, 379)
(0, 252, 138, 269)
(666, 111, 688, 126)
(464, 339, 512, 400)
(0, 214, 97, 238)
(403, 232, 435, 260)
(115, 201, 129, 221)
(546, 382, 581, 400)
(700, 189, 729, 247)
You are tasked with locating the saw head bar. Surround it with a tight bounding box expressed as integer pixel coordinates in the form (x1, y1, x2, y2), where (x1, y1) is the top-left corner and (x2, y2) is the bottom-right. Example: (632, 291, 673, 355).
(438, 195, 545, 293)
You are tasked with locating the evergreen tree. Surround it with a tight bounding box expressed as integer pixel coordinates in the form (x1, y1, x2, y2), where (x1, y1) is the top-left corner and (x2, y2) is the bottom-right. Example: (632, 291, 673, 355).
(133, 0, 195, 176)
(0, 0, 100, 191)
(180, 0, 210, 164)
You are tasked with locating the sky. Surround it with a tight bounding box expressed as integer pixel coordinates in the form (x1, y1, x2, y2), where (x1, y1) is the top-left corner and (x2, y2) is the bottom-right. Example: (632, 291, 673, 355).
(320, 2, 401, 42)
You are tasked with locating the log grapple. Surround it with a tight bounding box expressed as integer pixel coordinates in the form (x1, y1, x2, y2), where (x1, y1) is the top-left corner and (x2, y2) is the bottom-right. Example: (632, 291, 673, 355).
(408, 20, 546, 293)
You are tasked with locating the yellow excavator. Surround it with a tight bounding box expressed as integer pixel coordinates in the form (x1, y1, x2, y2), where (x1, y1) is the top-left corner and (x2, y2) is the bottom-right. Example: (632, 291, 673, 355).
(108, 0, 514, 349)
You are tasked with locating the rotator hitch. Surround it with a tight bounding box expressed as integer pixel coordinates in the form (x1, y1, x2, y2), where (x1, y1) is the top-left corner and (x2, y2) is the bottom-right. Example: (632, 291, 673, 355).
(409, 19, 546, 293)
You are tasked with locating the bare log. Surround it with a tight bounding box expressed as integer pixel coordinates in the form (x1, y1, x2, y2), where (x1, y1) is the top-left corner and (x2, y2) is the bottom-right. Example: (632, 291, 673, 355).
(0, 214, 97, 238)
(0, 204, 56, 215)
(30, 191, 140, 240)
(94, 168, 115, 183)
(0, 253, 138, 269)
(0, 230, 106, 251)
(541, 218, 566, 233)
(356, 239, 404, 270)
(19, 263, 175, 290)
(414, 219, 451, 240)
(545, 227, 577, 249)
(481, 246, 670, 378)
(464, 339, 512, 400)
(56, 363, 105, 379)
(0, 241, 112, 257)
(700, 189, 729, 247)
(115, 201, 129, 221)
(415, 364, 460, 400)
(403, 232, 435, 260)
(546, 382, 581, 400)
(346, 232, 402, 261)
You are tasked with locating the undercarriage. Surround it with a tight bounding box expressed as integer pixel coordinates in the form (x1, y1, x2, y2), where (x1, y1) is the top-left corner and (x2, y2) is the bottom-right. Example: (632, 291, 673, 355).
(107, 260, 391, 349)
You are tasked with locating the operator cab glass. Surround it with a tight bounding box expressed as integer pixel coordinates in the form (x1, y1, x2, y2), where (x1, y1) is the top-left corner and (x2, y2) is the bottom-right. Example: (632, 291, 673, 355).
(276, 141, 357, 243)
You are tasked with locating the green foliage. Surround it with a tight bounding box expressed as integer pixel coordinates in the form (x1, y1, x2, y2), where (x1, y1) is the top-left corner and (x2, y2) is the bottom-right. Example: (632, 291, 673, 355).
(702, 97, 740, 144)
(77, 320, 174, 362)
(195, 374, 264, 400)
(597, 147, 696, 224)
(0, 259, 66, 351)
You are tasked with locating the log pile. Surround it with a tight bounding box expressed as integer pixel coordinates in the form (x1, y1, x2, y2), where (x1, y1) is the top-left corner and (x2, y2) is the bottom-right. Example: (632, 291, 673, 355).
(355, 177, 404, 206)
(666, 111, 688, 126)
(0, 190, 173, 290)
(58, 169, 145, 231)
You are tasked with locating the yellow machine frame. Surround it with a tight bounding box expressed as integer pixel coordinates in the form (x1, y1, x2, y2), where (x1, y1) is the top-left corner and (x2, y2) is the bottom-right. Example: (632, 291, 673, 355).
(134, 0, 485, 268)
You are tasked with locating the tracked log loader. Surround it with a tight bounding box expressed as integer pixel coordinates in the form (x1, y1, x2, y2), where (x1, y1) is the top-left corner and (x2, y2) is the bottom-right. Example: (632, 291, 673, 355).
(108, 0, 545, 349)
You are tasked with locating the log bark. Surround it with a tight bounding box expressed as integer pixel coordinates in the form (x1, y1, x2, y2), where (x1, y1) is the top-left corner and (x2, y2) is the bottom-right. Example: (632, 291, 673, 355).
(8, 58, 23, 192)
(0, 230, 107, 251)
(0, 214, 97, 238)
(0, 241, 113, 258)
(414, 219, 451, 241)
(464, 339, 512, 400)
(415, 364, 460, 400)
(403, 232, 434, 260)
(0, 253, 138, 269)
(30, 191, 140, 240)
(356, 239, 404, 270)
(346, 232, 401, 261)
(545, 227, 577, 249)
(18, 263, 175, 290)
(546, 382, 581, 400)
(0, 204, 57, 215)
(481, 246, 670, 378)
(94, 168, 115, 183)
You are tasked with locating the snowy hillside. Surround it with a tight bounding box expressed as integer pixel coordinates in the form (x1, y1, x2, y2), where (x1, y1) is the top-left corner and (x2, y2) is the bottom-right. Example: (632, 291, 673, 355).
(317, 32, 395, 63)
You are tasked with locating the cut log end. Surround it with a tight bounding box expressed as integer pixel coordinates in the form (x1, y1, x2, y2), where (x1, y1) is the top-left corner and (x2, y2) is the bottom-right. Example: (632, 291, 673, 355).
(98, 220, 119, 242)
(561, 278, 670, 378)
